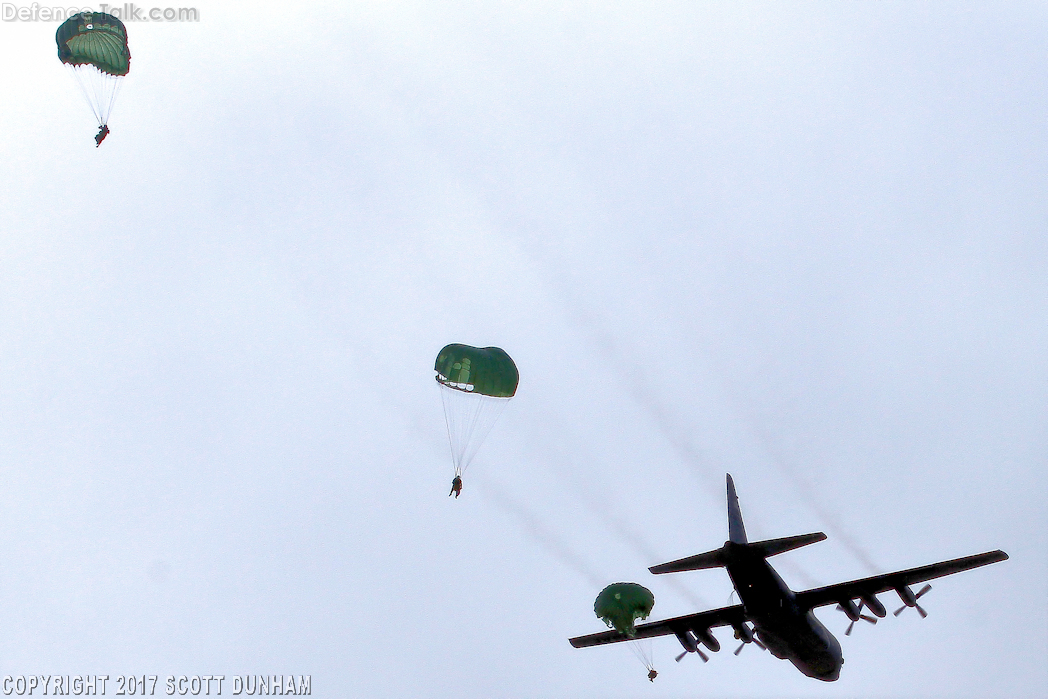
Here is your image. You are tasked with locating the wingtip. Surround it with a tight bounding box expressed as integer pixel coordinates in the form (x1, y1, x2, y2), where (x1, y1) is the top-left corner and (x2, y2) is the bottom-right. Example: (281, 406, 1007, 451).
(649, 562, 671, 575)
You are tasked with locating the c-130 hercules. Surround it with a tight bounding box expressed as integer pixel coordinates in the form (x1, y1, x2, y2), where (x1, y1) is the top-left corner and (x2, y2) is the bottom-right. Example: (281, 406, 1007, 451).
(570, 474, 1008, 681)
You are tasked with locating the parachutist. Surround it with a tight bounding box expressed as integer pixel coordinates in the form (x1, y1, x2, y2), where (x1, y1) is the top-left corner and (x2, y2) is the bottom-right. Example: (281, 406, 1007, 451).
(58, 13, 129, 145)
(594, 583, 657, 676)
(435, 344, 518, 483)
(449, 475, 463, 498)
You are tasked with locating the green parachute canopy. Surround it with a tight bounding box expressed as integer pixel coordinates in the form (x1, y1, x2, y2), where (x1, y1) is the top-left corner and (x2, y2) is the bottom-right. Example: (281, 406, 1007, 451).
(435, 344, 518, 397)
(435, 344, 518, 476)
(56, 12, 130, 129)
(56, 12, 130, 76)
(594, 583, 655, 638)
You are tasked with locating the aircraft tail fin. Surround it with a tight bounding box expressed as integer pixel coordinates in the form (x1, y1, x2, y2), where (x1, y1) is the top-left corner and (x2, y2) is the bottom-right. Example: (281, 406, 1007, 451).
(726, 473, 747, 544)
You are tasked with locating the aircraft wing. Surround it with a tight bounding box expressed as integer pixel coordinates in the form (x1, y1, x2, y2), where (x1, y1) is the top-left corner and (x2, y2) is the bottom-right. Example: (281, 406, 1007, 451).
(794, 550, 1008, 611)
(569, 603, 747, 648)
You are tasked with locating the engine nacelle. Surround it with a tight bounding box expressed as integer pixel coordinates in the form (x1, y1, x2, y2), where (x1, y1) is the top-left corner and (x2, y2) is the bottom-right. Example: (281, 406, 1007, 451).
(861, 594, 886, 618)
(839, 598, 861, 621)
(896, 586, 917, 608)
(674, 630, 698, 654)
(694, 627, 721, 653)
(732, 623, 754, 644)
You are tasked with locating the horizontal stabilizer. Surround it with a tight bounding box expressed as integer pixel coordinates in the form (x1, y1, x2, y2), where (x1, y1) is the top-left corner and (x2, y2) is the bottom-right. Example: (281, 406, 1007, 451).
(650, 547, 726, 574)
(747, 532, 826, 558)
(650, 533, 826, 574)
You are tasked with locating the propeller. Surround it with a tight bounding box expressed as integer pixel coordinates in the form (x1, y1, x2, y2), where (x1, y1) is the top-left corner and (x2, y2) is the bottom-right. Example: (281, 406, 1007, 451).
(846, 613, 878, 636)
(732, 637, 767, 655)
(837, 600, 878, 635)
(676, 647, 709, 663)
(732, 623, 766, 655)
(894, 584, 932, 618)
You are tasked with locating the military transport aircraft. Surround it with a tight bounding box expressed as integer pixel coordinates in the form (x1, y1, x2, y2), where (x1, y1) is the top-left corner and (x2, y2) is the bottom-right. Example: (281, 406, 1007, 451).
(569, 474, 1008, 681)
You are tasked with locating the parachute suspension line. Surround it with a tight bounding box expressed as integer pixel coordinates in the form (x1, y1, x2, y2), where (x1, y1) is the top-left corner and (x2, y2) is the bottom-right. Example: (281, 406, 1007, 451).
(627, 638, 655, 673)
(69, 65, 102, 125)
(68, 64, 123, 127)
(102, 72, 123, 125)
(460, 394, 508, 473)
(444, 387, 484, 471)
(442, 388, 505, 473)
(438, 384, 509, 476)
(438, 385, 487, 475)
(440, 392, 460, 476)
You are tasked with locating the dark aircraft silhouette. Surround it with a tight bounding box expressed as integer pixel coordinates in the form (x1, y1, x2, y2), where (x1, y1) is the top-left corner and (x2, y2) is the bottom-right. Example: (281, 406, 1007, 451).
(569, 474, 1008, 681)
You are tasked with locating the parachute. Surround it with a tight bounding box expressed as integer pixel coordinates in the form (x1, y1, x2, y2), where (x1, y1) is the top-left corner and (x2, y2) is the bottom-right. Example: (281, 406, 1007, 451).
(56, 12, 130, 138)
(594, 582, 655, 637)
(595, 583, 657, 678)
(435, 344, 518, 477)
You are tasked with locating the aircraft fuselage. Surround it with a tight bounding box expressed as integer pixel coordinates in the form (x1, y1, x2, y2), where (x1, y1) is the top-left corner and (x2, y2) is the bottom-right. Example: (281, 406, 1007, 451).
(724, 541, 843, 681)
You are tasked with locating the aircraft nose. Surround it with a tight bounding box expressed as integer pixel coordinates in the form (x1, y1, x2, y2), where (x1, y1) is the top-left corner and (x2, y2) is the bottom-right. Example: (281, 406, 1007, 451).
(809, 654, 842, 682)
(820, 666, 841, 682)
(815, 660, 841, 682)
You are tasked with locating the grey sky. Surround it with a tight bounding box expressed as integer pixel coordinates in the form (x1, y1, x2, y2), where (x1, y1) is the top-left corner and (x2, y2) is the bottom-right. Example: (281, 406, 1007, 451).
(1, 2, 1044, 697)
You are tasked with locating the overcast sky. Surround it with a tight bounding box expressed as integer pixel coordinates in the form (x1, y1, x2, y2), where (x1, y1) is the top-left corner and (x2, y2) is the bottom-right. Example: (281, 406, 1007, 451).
(1, 2, 1045, 697)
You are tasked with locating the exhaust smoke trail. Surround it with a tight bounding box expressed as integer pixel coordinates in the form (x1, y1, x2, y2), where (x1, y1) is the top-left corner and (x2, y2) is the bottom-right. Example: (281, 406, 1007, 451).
(546, 451, 711, 608)
(498, 215, 880, 578)
(741, 411, 881, 574)
(541, 272, 883, 575)
(514, 404, 714, 607)
(472, 471, 606, 589)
